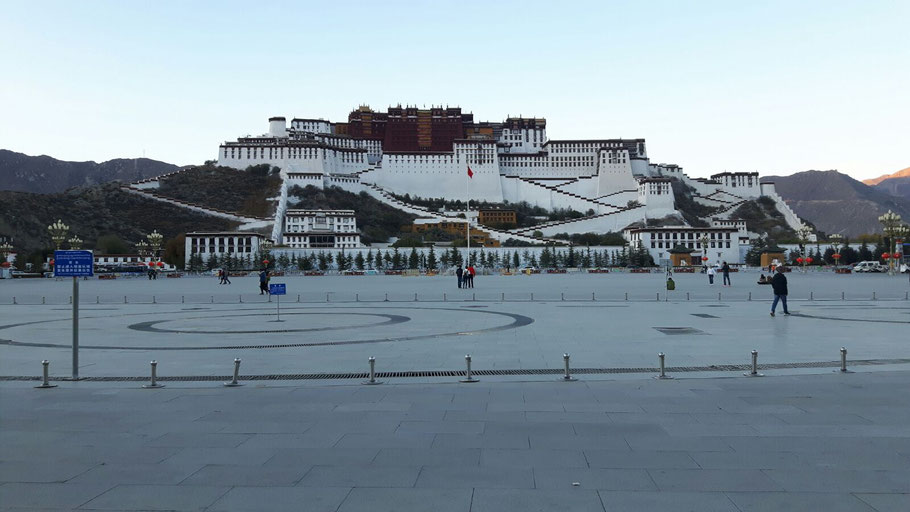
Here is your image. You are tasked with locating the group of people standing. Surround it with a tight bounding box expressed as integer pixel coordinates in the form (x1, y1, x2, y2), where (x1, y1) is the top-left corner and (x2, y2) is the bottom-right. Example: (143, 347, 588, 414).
(705, 261, 732, 286)
(456, 265, 476, 288)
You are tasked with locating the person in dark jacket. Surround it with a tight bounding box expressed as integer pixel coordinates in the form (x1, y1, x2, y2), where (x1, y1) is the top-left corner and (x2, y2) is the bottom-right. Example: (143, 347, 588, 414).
(456, 266, 464, 288)
(770, 267, 790, 316)
(721, 261, 731, 286)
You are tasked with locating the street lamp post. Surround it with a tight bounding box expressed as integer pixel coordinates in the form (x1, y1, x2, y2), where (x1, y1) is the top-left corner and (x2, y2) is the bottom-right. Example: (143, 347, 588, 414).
(797, 224, 813, 272)
(829, 234, 843, 270)
(0, 242, 12, 276)
(48, 219, 69, 250)
(68, 236, 83, 251)
(699, 234, 709, 267)
(878, 211, 902, 276)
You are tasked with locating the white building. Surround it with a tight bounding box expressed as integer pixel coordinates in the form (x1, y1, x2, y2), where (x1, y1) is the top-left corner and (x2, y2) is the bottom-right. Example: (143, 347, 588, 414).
(184, 232, 270, 266)
(623, 225, 745, 266)
(214, 109, 806, 245)
(283, 209, 362, 249)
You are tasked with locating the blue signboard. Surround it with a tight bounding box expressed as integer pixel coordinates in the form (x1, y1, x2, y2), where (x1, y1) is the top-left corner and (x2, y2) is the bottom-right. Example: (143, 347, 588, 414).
(269, 283, 286, 295)
(54, 250, 94, 277)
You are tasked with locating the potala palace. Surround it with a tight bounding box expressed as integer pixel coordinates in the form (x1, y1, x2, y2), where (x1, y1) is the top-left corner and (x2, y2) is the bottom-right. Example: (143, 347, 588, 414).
(123, 104, 809, 268)
(213, 105, 800, 246)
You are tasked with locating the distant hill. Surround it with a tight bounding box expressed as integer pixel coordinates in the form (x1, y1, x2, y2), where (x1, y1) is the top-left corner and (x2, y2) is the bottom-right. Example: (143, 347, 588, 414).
(863, 167, 910, 186)
(762, 170, 910, 236)
(872, 176, 910, 201)
(154, 164, 282, 218)
(0, 182, 238, 254)
(0, 149, 181, 193)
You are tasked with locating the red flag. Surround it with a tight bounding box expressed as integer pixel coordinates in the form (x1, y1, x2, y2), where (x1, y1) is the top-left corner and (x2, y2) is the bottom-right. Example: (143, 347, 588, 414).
(467, 167, 474, 178)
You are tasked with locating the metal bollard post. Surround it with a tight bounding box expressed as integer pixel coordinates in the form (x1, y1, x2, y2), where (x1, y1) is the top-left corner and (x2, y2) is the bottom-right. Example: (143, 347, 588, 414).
(96, 296, 100, 304)
(443, 293, 446, 302)
(211, 295, 214, 304)
(530, 292, 534, 301)
(239, 295, 242, 303)
(297, 294, 300, 303)
(592, 292, 595, 301)
(561, 293, 565, 301)
(326, 292, 330, 302)
(415, 293, 418, 302)
(686, 292, 690, 301)
(744, 350, 764, 377)
(656, 352, 672, 379)
(837, 347, 853, 373)
(384, 293, 389, 302)
(42, 296, 46, 304)
(842, 291, 845, 301)
(657, 292, 660, 301)
(718, 292, 721, 302)
(473, 293, 476, 301)
(502, 292, 505, 301)
(152, 295, 156, 304)
(181, 295, 185, 304)
(810, 291, 813, 301)
(872, 291, 876, 301)
(35, 360, 57, 389)
(460, 354, 478, 383)
(363, 356, 383, 385)
(356, 293, 359, 302)
(142, 360, 164, 388)
(561, 353, 577, 381)
(124, 296, 127, 304)
(224, 358, 243, 387)
(748, 292, 751, 301)
(12, 296, 16, 305)
(625, 292, 628, 301)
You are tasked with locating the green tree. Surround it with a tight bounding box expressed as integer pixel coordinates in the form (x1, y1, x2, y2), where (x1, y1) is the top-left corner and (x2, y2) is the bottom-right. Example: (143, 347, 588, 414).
(566, 246, 577, 267)
(440, 248, 450, 267)
(427, 246, 438, 270)
(277, 253, 291, 270)
(408, 248, 419, 269)
(512, 251, 520, 269)
(354, 251, 365, 270)
(317, 252, 329, 271)
(539, 247, 552, 268)
(392, 248, 402, 269)
(365, 249, 373, 269)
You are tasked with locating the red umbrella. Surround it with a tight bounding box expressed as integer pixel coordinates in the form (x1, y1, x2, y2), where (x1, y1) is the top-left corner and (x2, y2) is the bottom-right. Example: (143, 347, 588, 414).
(832, 253, 841, 259)
(262, 259, 270, 265)
(806, 257, 813, 264)
(701, 256, 708, 262)
(0, 261, 10, 268)
(797, 257, 803, 264)
(157, 261, 164, 267)
(882, 253, 891, 259)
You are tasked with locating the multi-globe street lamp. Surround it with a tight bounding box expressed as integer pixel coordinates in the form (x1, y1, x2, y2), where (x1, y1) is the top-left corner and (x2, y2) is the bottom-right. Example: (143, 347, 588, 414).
(796, 224, 813, 272)
(48, 220, 69, 250)
(878, 211, 902, 276)
(68, 236, 83, 251)
(699, 234, 710, 266)
(0, 242, 12, 273)
(829, 234, 843, 270)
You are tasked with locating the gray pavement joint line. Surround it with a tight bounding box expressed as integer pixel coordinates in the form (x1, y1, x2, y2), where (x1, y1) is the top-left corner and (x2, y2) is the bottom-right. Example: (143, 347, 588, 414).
(722, 492, 746, 512)
(6, 358, 910, 381)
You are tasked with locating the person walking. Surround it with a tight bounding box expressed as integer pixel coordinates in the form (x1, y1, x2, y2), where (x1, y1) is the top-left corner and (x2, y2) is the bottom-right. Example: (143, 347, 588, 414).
(259, 269, 269, 295)
(456, 265, 464, 289)
(707, 265, 716, 285)
(721, 261, 731, 286)
(218, 269, 226, 284)
(466, 265, 475, 288)
(223, 269, 231, 285)
(770, 267, 790, 317)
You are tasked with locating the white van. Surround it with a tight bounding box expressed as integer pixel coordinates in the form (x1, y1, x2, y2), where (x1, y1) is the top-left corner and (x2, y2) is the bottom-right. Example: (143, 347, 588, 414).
(853, 261, 886, 273)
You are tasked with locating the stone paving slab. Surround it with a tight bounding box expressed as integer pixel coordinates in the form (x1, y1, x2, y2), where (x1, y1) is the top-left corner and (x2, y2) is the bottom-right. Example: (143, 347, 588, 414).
(3, 369, 910, 510)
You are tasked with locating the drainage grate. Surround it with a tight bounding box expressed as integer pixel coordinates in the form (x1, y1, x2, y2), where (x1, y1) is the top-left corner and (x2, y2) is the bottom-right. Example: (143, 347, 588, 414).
(654, 327, 705, 335)
(6, 358, 910, 382)
(691, 314, 719, 319)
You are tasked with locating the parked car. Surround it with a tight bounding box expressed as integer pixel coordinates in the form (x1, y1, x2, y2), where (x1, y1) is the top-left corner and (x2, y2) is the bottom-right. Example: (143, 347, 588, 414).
(852, 261, 886, 273)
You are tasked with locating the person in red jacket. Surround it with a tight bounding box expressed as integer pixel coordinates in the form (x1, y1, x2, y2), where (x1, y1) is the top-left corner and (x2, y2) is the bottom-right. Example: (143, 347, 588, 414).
(466, 265, 475, 288)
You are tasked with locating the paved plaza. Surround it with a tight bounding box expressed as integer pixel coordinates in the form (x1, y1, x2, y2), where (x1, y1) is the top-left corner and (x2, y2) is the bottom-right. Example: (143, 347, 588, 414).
(2, 271, 910, 510)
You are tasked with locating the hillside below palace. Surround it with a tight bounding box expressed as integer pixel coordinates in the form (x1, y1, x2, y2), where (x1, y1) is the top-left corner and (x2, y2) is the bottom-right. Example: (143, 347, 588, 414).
(211, 105, 802, 254)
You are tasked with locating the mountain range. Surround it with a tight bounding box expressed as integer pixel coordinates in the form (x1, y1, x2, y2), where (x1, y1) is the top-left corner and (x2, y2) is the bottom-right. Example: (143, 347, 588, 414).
(763, 170, 910, 237)
(0, 149, 181, 193)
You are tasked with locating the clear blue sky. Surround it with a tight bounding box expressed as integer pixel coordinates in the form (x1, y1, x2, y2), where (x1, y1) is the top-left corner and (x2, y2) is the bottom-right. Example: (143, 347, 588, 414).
(1, 0, 906, 180)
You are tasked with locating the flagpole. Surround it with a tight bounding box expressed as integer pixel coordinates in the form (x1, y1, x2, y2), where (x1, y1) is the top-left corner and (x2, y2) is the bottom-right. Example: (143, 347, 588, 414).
(466, 165, 470, 261)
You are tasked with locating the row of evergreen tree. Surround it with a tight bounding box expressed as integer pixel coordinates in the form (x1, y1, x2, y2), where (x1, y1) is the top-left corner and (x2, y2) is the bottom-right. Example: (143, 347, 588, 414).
(186, 245, 656, 272)
(745, 237, 886, 266)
